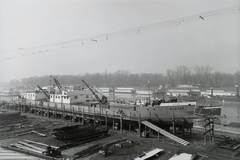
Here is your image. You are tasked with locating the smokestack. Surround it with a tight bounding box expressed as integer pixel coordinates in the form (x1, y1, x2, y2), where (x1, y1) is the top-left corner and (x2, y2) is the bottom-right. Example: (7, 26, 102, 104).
(211, 86, 213, 97)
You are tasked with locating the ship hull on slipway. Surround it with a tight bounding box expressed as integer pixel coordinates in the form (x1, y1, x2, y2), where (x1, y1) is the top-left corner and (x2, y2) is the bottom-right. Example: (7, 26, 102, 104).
(12, 99, 197, 129)
(107, 101, 196, 129)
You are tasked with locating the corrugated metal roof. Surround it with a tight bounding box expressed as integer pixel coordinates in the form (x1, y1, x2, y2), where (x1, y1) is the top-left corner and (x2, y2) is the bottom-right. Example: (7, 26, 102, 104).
(0, 147, 44, 160)
(134, 148, 164, 160)
(168, 153, 192, 160)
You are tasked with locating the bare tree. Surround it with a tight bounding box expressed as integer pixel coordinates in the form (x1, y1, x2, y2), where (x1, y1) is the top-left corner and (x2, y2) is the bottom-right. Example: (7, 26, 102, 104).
(193, 65, 212, 86)
(176, 66, 192, 84)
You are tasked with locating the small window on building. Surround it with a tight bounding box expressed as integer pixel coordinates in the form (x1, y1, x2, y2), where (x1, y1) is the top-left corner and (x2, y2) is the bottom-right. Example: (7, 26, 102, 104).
(86, 95, 89, 98)
(67, 96, 69, 99)
(51, 95, 52, 98)
(74, 96, 78, 99)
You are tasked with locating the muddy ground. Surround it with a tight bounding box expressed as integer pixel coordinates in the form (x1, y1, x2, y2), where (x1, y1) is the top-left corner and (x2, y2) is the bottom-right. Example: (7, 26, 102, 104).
(0, 109, 240, 160)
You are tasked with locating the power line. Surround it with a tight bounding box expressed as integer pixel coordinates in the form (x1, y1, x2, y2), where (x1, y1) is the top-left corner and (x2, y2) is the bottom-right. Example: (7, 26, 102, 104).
(0, 5, 239, 60)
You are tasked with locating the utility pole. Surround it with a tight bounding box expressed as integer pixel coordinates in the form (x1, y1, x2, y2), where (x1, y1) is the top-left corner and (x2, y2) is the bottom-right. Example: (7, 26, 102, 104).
(113, 87, 115, 103)
(148, 81, 150, 104)
(49, 76, 52, 94)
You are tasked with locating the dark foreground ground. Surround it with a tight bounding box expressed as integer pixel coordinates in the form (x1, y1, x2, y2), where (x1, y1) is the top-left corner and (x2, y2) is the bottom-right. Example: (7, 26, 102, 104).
(0, 109, 240, 160)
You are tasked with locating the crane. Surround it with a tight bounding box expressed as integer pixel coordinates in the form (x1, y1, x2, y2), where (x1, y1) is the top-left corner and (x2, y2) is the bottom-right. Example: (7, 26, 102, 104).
(50, 75, 63, 91)
(37, 85, 50, 99)
(82, 80, 108, 104)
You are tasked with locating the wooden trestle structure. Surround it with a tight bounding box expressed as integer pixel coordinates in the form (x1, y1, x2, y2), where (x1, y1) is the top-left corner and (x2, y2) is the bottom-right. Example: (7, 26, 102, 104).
(1, 100, 143, 133)
(1, 99, 191, 145)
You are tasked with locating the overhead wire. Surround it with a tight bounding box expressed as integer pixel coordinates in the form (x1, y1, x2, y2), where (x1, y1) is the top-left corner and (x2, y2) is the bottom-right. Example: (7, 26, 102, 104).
(0, 5, 239, 61)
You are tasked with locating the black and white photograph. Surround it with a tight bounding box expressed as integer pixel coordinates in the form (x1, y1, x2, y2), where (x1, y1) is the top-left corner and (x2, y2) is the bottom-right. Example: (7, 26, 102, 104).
(0, 0, 240, 159)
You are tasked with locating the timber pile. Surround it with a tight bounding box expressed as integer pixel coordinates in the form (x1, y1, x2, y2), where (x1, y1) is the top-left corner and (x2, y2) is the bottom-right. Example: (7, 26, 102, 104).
(0, 110, 26, 125)
(0, 129, 47, 140)
(0, 116, 32, 140)
(0, 109, 49, 140)
(72, 139, 139, 159)
(0, 120, 30, 129)
(9, 130, 46, 138)
(73, 144, 102, 159)
(0, 146, 49, 160)
(9, 139, 61, 158)
(218, 139, 240, 151)
(99, 139, 139, 156)
(58, 132, 109, 151)
(50, 124, 109, 141)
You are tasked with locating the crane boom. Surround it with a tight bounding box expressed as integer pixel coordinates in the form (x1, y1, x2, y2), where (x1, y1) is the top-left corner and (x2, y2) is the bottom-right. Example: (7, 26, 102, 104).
(82, 80, 108, 104)
(37, 85, 50, 99)
(50, 75, 63, 91)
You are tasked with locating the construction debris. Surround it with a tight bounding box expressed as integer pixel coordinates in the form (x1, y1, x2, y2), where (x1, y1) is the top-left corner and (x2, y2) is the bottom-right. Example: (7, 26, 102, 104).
(73, 144, 102, 159)
(9, 130, 46, 138)
(57, 132, 108, 151)
(0, 110, 26, 125)
(0, 146, 45, 160)
(218, 139, 240, 151)
(50, 124, 109, 141)
(99, 139, 127, 155)
(30, 130, 46, 137)
(24, 139, 58, 149)
(11, 143, 44, 154)
(8, 139, 61, 158)
(99, 139, 139, 156)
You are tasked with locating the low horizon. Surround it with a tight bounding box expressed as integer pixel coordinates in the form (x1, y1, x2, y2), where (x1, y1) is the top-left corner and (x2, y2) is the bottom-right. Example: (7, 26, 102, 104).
(1, 0, 239, 82)
(1, 67, 240, 83)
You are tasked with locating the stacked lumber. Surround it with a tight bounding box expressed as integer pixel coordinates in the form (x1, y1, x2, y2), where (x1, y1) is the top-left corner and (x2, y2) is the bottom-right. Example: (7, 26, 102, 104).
(8, 130, 46, 138)
(24, 139, 58, 150)
(0, 117, 31, 140)
(9, 139, 61, 158)
(0, 110, 25, 125)
(0, 146, 45, 160)
(99, 139, 140, 156)
(73, 144, 102, 159)
(11, 141, 45, 154)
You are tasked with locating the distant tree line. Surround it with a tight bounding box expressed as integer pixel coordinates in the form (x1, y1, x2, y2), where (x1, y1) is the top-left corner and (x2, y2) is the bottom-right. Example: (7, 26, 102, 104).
(10, 65, 240, 88)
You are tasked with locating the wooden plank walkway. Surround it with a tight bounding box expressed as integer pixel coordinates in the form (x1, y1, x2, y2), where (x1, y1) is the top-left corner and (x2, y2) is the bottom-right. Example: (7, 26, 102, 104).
(141, 121, 189, 146)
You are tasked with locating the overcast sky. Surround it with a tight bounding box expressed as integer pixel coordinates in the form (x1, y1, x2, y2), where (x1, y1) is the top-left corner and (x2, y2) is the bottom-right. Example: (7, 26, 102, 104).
(0, 0, 239, 82)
